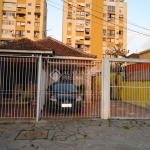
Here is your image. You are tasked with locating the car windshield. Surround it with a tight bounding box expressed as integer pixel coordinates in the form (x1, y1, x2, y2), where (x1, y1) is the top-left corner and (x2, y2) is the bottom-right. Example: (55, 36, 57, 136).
(52, 83, 77, 92)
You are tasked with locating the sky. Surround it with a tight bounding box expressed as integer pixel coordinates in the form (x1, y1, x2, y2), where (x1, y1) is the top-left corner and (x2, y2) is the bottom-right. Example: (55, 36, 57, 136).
(46, 0, 150, 55)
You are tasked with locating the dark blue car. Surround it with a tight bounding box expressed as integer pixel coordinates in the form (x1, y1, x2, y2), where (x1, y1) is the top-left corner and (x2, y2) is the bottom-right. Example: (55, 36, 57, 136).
(47, 83, 82, 113)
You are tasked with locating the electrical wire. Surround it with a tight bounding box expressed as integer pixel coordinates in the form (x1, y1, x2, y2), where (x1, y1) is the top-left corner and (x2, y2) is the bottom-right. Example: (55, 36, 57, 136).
(45, 0, 150, 37)
(85, 0, 150, 32)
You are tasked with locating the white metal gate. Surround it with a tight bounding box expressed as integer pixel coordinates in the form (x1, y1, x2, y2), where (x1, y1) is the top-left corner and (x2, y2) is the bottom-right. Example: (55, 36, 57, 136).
(102, 58, 150, 119)
(38, 57, 102, 119)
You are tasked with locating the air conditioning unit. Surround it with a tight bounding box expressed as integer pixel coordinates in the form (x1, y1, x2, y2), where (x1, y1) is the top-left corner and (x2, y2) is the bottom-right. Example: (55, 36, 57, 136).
(76, 39, 80, 42)
(69, 22, 72, 24)
(34, 35, 37, 37)
(18, 8, 21, 11)
(13, 16, 16, 19)
(12, 34, 15, 37)
(69, 39, 71, 42)
(23, 16, 26, 18)
(35, 18, 38, 20)
(86, 23, 89, 25)
(68, 13, 71, 16)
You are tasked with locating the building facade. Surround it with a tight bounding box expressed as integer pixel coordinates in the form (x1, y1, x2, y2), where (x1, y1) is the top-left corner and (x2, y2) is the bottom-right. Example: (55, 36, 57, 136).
(0, 0, 47, 43)
(62, 0, 127, 58)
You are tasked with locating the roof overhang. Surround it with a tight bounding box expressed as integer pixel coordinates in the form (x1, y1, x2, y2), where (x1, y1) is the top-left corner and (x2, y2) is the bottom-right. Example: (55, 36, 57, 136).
(0, 49, 54, 57)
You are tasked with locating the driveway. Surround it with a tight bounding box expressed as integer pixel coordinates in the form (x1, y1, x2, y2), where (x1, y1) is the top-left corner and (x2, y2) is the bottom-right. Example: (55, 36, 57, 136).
(0, 119, 150, 150)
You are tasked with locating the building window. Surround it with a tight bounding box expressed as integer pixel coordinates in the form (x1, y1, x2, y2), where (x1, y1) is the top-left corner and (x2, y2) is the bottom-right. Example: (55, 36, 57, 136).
(2, 29, 14, 35)
(68, 11, 72, 15)
(119, 6, 123, 13)
(86, 4, 90, 8)
(76, 19, 84, 25)
(85, 20, 90, 25)
(35, 22, 40, 26)
(107, 14, 115, 20)
(28, 12, 31, 15)
(119, 31, 123, 35)
(16, 13, 26, 18)
(85, 45, 90, 51)
(107, 38, 115, 42)
(103, 37, 106, 42)
(108, 6, 115, 12)
(35, 13, 40, 19)
(103, 29, 107, 35)
(28, 3, 31, 6)
(16, 30, 25, 36)
(85, 28, 90, 34)
(3, 11, 15, 17)
(107, 30, 115, 36)
(85, 36, 90, 40)
(27, 21, 31, 24)
(103, 5, 107, 10)
(76, 28, 84, 32)
(85, 12, 90, 17)
(34, 31, 39, 36)
(67, 19, 72, 23)
(75, 44, 84, 49)
(16, 22, 25, 26)
(76, 11, 85, 16)
(3, 2, 16, 8)
(27, 30, 30, 33)
(103, 13, 107, 18)
(119, 14, 123, 19)
(2, 20, 15, 25)
(35, 5, 40, 9)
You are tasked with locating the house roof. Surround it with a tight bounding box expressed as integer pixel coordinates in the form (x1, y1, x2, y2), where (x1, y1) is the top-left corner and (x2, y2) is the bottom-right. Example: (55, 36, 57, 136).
(139, 48, 150, 55)
(127, 53, 139, 59)
(36, 37, 96, 58)
(0, 38, 51, 51)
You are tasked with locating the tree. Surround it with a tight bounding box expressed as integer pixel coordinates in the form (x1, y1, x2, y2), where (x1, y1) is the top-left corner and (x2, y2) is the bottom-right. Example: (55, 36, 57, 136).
(105, 43, 129, 58)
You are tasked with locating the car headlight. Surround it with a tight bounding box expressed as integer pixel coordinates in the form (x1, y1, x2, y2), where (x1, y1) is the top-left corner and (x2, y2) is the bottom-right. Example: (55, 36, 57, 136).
(76, 96, 82, 102)
(50, 96, 57, 102)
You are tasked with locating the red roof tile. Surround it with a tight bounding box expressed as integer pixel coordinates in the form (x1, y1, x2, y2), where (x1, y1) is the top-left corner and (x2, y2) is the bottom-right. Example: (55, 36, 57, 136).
(0, 38, 50, 51)
(36, 37, 96, 58)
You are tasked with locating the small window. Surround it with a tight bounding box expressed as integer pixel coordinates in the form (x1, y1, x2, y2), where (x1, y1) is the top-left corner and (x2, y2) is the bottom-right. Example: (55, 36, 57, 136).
(86, 4, 90, 8)
(119, 31, 123, 35)
(103, 37, 106, 42)
(27, 30, 30, 33)
(28, 12, 31, 15)
(85, 28, 90, 34)
(35, 22, 40, 26)
(27, 21, 31, 24)
(28, 3, 31, 6)
(85, 36, 90, 40)
(35, 5, 40, 8)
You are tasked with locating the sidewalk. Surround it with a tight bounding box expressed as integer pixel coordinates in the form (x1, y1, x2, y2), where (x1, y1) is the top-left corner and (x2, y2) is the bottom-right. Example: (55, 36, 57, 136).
(0, 119, 150, 150)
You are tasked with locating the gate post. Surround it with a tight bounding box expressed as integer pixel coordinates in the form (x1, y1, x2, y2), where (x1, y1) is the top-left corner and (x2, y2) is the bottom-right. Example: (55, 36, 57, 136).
(101, 58, 110, 119)
(36, 55, 42, 122)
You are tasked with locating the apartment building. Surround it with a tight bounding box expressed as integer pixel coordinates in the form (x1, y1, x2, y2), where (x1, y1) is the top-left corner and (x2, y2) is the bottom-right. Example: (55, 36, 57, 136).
(0, 0, 47, 43)
(62, 0, 127, 58)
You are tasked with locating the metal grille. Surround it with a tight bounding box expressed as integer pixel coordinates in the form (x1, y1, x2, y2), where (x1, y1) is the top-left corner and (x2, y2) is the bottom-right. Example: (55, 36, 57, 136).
(109, 60, 150, 119)
(0, 56, 38, 119)
(39, 57, 102, 118)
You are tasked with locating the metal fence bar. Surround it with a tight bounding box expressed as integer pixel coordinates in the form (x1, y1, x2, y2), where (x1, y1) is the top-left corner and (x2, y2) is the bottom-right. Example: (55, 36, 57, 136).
(36, 55, 42, 122)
